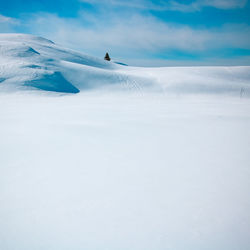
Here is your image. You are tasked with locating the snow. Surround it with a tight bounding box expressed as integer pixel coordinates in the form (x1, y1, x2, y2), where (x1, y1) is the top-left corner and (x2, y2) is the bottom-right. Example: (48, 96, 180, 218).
(1, 33, 250, 96)
(0, 34, 250, 250)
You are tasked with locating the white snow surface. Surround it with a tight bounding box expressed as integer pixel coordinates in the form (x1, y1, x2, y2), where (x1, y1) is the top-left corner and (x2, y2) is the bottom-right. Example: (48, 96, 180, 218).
(0, 34, 250, 250)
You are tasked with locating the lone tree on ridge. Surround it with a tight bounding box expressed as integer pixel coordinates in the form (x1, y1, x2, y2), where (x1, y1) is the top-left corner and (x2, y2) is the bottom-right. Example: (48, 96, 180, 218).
(104, 52, 111, 61)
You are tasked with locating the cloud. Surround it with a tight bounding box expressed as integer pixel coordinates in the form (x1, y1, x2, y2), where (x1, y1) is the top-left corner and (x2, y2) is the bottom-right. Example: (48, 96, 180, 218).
(2, 4, 249, 66)
(21, 12, 250, 63)
(0, 14, 19, 24)
(197, 0, 247, 9)
(80, 0, 248, 11)
(168, 0, 248, 12)
(0, 14, 19, 32)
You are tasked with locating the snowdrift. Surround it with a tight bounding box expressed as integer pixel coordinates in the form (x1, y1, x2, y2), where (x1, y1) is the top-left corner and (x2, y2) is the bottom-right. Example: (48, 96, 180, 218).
(0, 33, 250, 96)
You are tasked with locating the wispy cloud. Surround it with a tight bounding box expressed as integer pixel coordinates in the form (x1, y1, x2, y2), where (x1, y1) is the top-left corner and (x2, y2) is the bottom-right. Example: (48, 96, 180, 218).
(1, 0, 249, 66)
(21, 12, 250, 64)
(168, 0, 248, 12)
(0, 14, 19, 24)
(0, 14, 19, 32)
(80, 0, 248, 11)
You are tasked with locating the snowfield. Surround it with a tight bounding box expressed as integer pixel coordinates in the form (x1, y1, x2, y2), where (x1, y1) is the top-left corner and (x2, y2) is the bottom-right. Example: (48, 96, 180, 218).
(0, 34, 250, 250)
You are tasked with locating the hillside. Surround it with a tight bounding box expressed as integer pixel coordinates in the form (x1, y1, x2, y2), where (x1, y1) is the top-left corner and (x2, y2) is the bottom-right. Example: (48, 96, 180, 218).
(0, 33, 250, 97)
(1, 34, 250, 250)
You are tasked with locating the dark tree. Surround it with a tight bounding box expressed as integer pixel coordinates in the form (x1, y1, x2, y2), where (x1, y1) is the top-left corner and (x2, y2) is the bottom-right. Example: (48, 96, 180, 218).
(104, 52, 111, 61)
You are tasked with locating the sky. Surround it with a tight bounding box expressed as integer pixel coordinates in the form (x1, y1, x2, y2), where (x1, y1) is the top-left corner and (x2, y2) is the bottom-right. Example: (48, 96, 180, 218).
(0, 0, 250, 66)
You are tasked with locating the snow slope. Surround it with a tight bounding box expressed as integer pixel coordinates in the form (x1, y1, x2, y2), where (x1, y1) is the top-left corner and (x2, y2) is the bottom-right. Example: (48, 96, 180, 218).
(0, 34, 250, 250)
(0, 33, 250, 96)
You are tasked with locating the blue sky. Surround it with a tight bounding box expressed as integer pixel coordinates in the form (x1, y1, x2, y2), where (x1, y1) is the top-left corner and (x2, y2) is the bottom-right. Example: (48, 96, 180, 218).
(0, 0, 250, 66)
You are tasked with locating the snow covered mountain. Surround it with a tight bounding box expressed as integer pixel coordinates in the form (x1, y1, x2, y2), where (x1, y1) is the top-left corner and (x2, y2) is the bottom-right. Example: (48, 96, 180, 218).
(0, 33, 250, 96)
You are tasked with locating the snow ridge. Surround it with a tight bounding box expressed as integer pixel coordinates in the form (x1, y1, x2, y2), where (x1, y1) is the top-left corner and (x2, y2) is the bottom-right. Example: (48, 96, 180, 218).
(0, 33, 250, 96)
